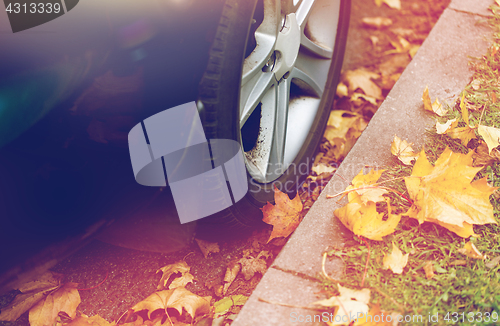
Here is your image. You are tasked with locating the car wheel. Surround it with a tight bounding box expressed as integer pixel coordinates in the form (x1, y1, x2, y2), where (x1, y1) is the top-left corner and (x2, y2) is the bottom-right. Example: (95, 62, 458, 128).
(197, 0, 350, 236)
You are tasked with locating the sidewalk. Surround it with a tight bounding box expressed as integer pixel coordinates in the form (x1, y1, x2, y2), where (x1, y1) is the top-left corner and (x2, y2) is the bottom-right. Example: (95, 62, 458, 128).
(232, 0, 494, 324)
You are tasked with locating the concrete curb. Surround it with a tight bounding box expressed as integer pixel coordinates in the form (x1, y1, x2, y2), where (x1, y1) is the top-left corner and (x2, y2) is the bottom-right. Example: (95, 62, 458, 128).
(232, 0, 494, 325)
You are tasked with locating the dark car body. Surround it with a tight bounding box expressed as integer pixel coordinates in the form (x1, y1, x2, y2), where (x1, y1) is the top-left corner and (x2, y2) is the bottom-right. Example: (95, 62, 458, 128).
(0, 0, 225, 292)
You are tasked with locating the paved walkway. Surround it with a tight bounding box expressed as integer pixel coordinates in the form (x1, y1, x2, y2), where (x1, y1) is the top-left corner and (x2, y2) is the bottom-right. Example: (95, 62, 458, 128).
(232, 0, 494, 324)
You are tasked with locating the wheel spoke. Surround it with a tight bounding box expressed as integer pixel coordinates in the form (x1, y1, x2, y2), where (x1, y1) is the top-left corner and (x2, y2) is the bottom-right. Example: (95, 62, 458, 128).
(289, 66, 323, 98)
(242, 0, 281, 84)
(295, 0, 315, 30)
(300, 35, 333, 58)
(240, 71, 275, 127)
(265, 78, 290, 178)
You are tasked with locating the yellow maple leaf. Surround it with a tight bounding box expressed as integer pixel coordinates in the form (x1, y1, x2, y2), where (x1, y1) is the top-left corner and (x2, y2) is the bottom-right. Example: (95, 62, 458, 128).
(156, 261, 194, 290)
(457, 242, 485, 260)
(261, 186, 303, 243)
(390, 135, 418, 165)
(347, 169, 387, 203)
(131, 287, 210, 320)
(404, 147, 498, 238)
(444, 93, 476, 146)
(313, 285, 370, 326)
(374, 0, 401, 10)
(422, 86, 448, 116)
(478, 125, 500, 154)
(334, 195, 400, 241)
(383, 242, 409, 274)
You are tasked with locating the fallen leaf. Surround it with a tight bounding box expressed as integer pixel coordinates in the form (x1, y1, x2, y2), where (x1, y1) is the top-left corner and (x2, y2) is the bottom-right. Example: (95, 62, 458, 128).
(238, 254, 267, 281)
(351, 93, 378, 105)
(404, 148, 498, 237)
(478, 125, 500, 154)
(336, 82, 348, 97)
(361, 17, 393, 29)
(29, 283, 81, 326)
(374, 0, 401, 10)
(312, 164, 336, 175)
(194, 238, 220, 259)
(422, 86, 448, 116)
(457, 242, 484, 260)
(449, 260, 467, 266)
(222, 261, 241, 296)
(343, 69, 382, 99)
(0, 271, 63, 322)
(423, 261, 435, 279)
(386, 37, 411, 55)
(383, 242, 409, 274)
(156, 261, 194, 290)
(436, 119, 457, 134)
(213, 295, 247, 318)
(473, 141, 498, 167)
(448, 126, 476, 146)
(485, 256, 500, 269)
(390, 135, 418, 165)
(261, 186, 303, 243)
(347, 169, 388, 203)
(131, 287, 210, 320)
(334, 195, 400, 241)
(313, 285, 370, 325)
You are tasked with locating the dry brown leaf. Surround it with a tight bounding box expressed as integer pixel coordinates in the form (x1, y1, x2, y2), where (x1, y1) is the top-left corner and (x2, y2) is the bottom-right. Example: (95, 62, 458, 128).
(405, 148, 498, 237)
(156, 261, 194, 290)
(423, 261, 435, 279)
(473, 141, 498, 167)
(374, 0, 401, 10)
(383, 242, 409, 274)
(335, 195, 401, 241)
(457, 242, 484, 260)
(361, 17, 393, 29)
(29, 283, 81, 326)
(222, 261, 241, 296)
(195, 238, 220, 259)
(391, 135, 418, 165)
(478, 125, 500, 154)
(313, 285, 370, 325)
(343, 69, 382, 99)
(131, 287, 210, 320)
(261, 186, 303, 243)
(238, 254, 268, 281)
(0, 272, 63, 322)
(422, 86, 447, 116)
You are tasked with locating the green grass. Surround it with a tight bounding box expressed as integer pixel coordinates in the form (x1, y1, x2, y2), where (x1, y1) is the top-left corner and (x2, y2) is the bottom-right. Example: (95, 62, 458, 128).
(320, 5, 500, 325)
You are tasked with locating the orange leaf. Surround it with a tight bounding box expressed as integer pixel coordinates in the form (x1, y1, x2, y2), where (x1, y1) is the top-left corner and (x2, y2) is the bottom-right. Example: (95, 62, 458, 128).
(261, 187, 303, 243)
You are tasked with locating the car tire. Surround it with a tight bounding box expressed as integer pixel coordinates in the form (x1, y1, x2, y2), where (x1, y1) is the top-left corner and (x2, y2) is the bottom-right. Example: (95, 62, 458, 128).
(197, 0, 350, 238)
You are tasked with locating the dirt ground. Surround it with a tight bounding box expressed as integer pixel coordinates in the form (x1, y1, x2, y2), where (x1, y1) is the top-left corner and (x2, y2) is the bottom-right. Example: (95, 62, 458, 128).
(0, 0, 451, 325)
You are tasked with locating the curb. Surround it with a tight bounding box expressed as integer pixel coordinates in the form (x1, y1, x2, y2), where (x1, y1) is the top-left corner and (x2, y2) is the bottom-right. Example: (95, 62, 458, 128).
(232, 0, 494, 325)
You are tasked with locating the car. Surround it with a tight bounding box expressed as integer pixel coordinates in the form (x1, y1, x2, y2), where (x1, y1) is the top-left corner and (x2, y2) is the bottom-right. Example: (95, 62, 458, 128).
(0, 0, 350, 291)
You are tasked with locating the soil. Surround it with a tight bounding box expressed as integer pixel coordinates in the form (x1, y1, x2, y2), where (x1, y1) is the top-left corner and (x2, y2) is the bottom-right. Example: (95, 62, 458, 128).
(0, 0, 451, 325)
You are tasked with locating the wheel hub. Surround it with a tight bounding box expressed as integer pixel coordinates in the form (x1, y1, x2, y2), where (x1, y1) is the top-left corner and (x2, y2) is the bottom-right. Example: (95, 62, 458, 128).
(273, 13, 301, 81)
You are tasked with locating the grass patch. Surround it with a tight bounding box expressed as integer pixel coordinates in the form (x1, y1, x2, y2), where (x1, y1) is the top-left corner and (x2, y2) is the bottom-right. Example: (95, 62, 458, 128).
(321, 4, 500, 326)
